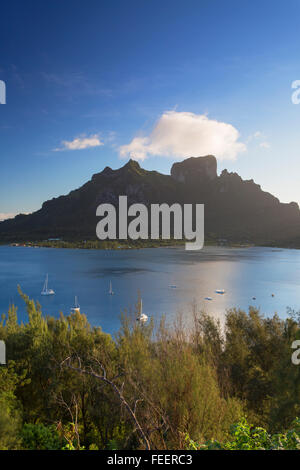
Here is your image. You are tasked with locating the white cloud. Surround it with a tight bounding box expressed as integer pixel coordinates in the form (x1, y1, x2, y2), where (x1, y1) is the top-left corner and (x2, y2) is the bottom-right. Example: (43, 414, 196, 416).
(247, 131, 271, 150)
(260, 141, 271, 149)
(54, 134, 103, 151)
(0, 213, 16, 221)
(119, 111, 246, 161)
(247, 131, 263, 142)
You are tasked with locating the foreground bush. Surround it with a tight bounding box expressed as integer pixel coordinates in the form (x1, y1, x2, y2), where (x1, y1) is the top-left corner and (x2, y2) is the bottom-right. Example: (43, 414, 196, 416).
(186, 417, 300, 450)
(21, 423, 62, 450)
(1, 289, 300, 449)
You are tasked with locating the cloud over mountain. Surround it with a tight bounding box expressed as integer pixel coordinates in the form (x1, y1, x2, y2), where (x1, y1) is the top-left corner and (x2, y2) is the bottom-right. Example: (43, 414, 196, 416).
(119, 111, 246, 161)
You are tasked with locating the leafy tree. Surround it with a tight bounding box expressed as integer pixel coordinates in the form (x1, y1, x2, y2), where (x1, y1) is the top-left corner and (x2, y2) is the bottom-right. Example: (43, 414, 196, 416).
(0, 363, 24, 449)
(21, 423, 62, 450)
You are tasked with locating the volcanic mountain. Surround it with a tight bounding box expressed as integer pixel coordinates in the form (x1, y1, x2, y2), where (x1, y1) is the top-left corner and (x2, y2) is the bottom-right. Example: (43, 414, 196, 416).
(1, 156, 300, 246)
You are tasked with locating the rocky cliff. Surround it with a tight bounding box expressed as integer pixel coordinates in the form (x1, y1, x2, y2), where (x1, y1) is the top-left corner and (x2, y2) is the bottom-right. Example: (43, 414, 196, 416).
(171, 155, 217, 183)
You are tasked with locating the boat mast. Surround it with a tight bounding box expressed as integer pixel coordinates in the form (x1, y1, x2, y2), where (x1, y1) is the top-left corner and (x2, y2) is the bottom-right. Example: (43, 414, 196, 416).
(42, 274, 48, 293)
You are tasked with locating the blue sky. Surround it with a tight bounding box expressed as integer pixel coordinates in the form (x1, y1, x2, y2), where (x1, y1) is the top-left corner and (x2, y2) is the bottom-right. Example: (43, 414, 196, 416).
(1, 0, 300, 218)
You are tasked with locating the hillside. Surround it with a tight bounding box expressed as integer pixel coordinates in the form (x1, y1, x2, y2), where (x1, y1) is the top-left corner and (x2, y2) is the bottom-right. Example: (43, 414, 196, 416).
(1, 156, 300, 246)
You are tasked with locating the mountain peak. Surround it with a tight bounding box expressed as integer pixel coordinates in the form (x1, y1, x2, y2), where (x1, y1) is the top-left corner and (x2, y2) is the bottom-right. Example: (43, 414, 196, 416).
(1, 155, 300, 246)
(171, 155, 217, 183)
(93, 160, 141, 181)
(121, 159, 141, 171)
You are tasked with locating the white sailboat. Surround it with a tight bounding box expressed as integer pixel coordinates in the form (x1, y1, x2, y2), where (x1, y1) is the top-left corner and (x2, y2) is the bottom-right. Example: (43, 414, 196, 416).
(41, 274, 55, 296)
(71, 296, 80, 313)
(109, 281, 114, 295)
(136, 299, 148, 323)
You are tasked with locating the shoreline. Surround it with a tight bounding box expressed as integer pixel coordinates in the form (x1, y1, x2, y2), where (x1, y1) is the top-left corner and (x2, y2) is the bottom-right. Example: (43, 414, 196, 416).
(2, 238, 299, 251)
(4, 239, 256, 251)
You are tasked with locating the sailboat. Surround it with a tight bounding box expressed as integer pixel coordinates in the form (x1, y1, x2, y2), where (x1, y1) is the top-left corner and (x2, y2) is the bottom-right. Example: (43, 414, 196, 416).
(71, 296, 80, 313)
(109, 281, 114, 295)
(136, 299, 148, 323)
(41, 274, 55, 296)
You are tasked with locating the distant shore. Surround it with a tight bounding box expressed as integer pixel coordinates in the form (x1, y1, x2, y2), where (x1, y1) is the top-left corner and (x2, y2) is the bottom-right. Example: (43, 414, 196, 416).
(5, 238, 255, 250)
(2, 236, 298, 251)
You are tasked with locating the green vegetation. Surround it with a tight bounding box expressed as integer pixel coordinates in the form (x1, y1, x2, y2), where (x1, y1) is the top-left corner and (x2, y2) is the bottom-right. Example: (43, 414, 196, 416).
(16, 238, 185, 250)
(1, 291, 300, 450)
(9, 237, 252, 251)
(186, 417, 300, 450)
(186, 418, 300, 450)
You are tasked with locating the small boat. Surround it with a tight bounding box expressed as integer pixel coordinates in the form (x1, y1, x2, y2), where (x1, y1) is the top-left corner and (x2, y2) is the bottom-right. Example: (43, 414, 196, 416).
(136, 299, 148, 323)
(252, 297, 256, 300)
(71, 296, 80, 313)
(169, 285, 177, 288)
(215, 289, 225, 294)
(271, 294, 275, 297)
(109, 281, 114, 295)
(41, 274, 55, 296)
(204, 297, 213, 301)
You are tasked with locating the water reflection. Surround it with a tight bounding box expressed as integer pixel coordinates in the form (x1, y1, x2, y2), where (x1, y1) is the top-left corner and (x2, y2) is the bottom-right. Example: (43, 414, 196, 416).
(0, 245, 299, 334)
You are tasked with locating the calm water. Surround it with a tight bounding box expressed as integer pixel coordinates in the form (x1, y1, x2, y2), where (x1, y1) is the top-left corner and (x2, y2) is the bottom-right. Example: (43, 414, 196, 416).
(0, 245, 300, 334)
